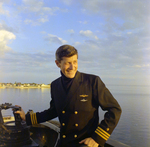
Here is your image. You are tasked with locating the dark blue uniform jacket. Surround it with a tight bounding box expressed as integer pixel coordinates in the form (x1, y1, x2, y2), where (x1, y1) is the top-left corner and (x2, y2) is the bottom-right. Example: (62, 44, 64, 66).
(26, 71, 122, 147)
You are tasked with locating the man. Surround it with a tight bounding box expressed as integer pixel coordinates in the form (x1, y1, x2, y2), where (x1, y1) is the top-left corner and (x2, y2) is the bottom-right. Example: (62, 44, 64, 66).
(17, 45, 122, 147)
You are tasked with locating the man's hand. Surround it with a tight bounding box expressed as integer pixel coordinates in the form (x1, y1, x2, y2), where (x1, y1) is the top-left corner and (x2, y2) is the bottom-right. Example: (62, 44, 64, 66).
(79, 137, 99, 147)
(14, 105, 26, 121)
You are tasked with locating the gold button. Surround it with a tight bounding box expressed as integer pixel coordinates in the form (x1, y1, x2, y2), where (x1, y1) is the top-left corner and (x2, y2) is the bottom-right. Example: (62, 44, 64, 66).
(62, 135, 66, 138)
(74, 134, 77, 138)
(106, 128, 109, 131)
(62, 123, 65, 126)
(74, 111, 78, 114)
(75, 123, 78, 127)
(62, 111, 65, 114)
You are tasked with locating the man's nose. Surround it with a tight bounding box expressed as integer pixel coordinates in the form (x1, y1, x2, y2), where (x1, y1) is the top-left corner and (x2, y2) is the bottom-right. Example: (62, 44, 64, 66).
(69, 63, 74, 69)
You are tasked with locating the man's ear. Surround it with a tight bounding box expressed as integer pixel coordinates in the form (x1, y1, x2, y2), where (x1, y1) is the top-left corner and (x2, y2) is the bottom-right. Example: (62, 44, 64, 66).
(55, 60, 61, 68)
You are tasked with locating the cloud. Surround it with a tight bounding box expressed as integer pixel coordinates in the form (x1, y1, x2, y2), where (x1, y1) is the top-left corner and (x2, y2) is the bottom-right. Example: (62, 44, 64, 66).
(1, 0, 149, 85)
(24, 16, 49, 25)
(22, 0, 60, 15)
(79, 0, 149, 17)
(44, 34, 67, 44)
(79, 21, 88, 24)
(61, 0, 149, 31)
(0, 29, 16, 56)
(0, 2, 9, 16)
(0, 50, 58, 83)
(60, 0, 75, 5)
(80, 30, 93, 37)
(17, 0, 61, 25)
(75, 31, 150, 74)
(0, 51, 55, 72)
(129, 64, 150, 68)
(67, 29, 75, 34)
(37, 17, 49, 23)
(0, 22, 15, 32)
(79, 30, 99, 40)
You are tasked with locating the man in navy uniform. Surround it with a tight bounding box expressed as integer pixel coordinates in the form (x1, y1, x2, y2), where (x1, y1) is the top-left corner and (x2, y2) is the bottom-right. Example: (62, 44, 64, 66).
(17, 45, 122, 147)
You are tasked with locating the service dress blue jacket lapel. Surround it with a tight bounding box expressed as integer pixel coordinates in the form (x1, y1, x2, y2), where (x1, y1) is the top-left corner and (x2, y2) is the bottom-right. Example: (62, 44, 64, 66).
(52, 71, 82, 115)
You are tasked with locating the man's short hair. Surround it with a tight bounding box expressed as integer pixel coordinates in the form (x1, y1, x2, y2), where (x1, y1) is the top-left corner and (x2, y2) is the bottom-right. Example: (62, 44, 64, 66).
(55, 45, 78, 62)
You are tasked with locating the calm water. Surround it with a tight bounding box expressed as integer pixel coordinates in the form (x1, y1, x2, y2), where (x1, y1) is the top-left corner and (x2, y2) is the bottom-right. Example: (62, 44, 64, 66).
(0, 85, 150, 147)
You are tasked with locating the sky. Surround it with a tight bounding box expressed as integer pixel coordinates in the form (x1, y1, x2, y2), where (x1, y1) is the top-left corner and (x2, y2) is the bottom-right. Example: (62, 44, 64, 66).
(0, 0, 150, 85)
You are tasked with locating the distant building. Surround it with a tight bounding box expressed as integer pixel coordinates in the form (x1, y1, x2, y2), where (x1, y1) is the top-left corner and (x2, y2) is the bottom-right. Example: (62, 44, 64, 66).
(0, 83, 6, 87)
(0, 82, 51, 88)
(41, 84, 50, 88)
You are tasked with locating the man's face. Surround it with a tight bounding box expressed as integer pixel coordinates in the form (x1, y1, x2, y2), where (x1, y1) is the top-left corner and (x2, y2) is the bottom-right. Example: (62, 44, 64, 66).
(55, 54, 78, 78)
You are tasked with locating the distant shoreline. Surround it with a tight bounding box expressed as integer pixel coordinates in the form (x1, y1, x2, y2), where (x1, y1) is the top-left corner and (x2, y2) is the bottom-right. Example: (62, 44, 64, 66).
(0, 86, 50, 89)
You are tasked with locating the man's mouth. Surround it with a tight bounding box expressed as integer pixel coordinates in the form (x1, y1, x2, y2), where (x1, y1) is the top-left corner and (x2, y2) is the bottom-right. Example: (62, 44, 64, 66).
(67, 71, 74, 74)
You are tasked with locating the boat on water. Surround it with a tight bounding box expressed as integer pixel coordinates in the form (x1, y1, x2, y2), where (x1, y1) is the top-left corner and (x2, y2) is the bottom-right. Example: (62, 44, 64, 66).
(0, 103, 129, 147)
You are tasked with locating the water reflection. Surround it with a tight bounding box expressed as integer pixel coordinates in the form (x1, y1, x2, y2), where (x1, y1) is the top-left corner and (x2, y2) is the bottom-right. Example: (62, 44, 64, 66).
(108, 85, 150, 95)
(0, 86, 150, 147)
(0, 88, 51, 116)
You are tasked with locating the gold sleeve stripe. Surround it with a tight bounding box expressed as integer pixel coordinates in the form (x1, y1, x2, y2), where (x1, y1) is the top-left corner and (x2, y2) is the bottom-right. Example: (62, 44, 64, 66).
(30, 113, 38, 125)
(33, 113, 37, 124)
(33, 113, 38, 124)
(97, 127, 110, 137)
(96, 129, 109, 140)
(30, 113, 34, 125)
(95, 127, 110, 140)
(95, 130, 108, 140)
